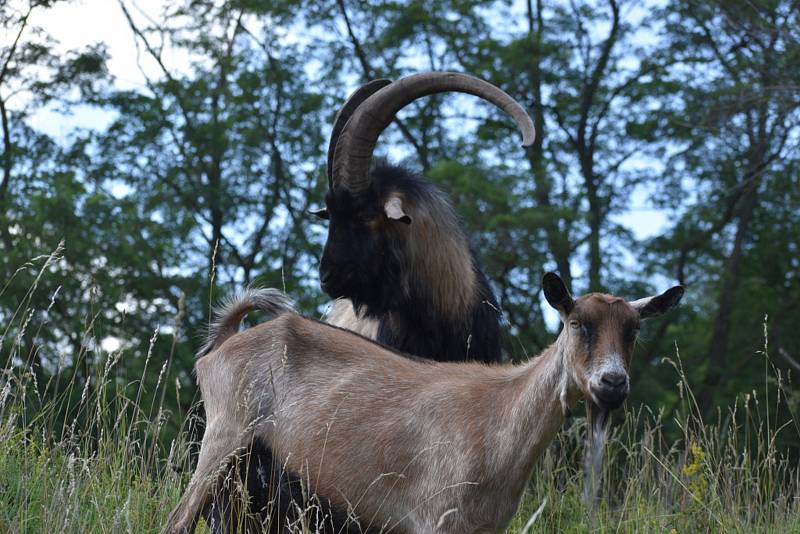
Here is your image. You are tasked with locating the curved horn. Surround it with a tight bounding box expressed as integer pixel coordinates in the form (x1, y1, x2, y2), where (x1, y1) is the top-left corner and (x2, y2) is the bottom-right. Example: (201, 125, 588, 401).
(331, 71, 536, 192)
(327, 79, 392, 188)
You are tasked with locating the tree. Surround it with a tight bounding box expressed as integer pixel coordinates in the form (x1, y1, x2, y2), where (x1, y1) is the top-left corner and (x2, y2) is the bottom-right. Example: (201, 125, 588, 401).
(0, 0, 198, 441)
(645, 0, 800, 410)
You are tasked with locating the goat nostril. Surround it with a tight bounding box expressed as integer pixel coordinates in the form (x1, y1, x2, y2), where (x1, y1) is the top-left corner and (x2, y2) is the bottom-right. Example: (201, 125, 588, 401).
(601, 373, 627, 388)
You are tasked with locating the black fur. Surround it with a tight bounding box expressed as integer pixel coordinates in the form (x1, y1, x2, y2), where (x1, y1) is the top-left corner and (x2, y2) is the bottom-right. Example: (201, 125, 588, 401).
(203, 439, 365, 534)
(320, 161, 502, 363)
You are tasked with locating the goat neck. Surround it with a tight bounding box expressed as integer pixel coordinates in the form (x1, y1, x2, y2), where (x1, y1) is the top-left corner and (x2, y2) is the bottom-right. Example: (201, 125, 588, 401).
(492, 334, 581, 494)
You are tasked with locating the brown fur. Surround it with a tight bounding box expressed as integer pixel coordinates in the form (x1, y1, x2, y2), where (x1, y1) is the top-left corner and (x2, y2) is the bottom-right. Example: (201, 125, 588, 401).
(570, 294, 640, 381)
(398, 191, 477, 321)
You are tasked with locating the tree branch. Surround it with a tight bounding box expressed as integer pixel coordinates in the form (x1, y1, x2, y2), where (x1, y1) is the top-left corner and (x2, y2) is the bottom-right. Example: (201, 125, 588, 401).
(117, 0, 206, 175)
(0, 4, 33, 86)
(577, 0, 619, 157)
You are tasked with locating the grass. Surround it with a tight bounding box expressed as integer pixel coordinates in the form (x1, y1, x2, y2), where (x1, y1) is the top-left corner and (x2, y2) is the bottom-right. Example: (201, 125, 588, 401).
(2, 250, 799, 533)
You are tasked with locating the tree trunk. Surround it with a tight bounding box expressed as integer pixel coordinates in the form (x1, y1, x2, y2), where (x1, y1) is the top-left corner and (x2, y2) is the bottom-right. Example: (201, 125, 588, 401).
(526, 0, 573, 292)
(582, 156, 602, 292)
(0, 94, 14, 250)
(701, 178, 759, 408)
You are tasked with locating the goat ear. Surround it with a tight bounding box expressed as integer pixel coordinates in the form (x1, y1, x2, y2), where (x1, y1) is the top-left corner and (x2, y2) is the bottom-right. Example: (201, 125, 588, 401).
(384, 195, 412, 224)
(542, 272, 574, 319)
(308, 206, 329, 220)
(631, 286, 684, 319)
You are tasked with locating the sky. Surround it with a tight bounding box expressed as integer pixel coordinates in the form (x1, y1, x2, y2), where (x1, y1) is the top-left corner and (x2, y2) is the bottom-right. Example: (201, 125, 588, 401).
(22, 0, 185, 88)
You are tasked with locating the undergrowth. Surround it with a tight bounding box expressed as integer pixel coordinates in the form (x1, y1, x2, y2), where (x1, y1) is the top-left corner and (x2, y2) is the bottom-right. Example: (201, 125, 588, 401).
(1, 249, 798, 533)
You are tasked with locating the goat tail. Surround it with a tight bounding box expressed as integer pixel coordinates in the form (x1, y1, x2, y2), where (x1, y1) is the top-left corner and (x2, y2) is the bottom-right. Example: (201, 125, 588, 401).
(199, 287, 296, 357)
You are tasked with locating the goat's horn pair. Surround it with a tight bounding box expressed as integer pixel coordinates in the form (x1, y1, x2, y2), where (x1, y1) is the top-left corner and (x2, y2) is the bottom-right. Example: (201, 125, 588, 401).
(327, 71, 536, 193)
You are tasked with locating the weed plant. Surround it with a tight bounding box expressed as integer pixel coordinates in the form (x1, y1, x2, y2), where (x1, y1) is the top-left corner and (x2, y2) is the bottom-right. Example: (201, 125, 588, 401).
(2, 249, 798, 533)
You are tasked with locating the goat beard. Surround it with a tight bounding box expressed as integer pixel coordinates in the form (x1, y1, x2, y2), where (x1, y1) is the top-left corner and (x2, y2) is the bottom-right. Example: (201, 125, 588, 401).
(583, 400, 611, 509)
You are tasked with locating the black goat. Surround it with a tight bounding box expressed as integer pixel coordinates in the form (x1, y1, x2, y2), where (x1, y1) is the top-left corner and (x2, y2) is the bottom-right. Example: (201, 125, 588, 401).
(316, 71, 535, 363)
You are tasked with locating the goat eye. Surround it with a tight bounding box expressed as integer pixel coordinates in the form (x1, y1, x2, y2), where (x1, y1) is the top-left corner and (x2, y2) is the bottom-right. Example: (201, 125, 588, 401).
(569, 320, 581, 330)
(308, 207, 329, 220)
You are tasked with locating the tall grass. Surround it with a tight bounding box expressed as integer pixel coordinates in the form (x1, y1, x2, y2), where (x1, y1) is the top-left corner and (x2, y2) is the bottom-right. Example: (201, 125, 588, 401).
(508, 329, 800, 533)
(0, 246, 198, 533)
(1, 250, 798, 533)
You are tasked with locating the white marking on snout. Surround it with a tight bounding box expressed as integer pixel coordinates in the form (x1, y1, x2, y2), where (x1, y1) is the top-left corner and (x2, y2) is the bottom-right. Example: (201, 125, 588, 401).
(588, 354, 629, 394)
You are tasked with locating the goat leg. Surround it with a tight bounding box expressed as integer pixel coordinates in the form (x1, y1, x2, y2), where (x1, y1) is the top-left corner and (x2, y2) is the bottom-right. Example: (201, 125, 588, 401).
(166, 422, 245, 534)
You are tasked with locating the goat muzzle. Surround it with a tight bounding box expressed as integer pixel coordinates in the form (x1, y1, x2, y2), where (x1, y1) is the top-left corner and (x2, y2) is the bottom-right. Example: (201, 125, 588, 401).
(591, 372, 629, 410)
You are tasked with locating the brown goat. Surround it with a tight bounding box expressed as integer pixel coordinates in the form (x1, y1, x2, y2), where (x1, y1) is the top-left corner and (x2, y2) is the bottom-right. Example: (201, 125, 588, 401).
(167, 274, 683, 533)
